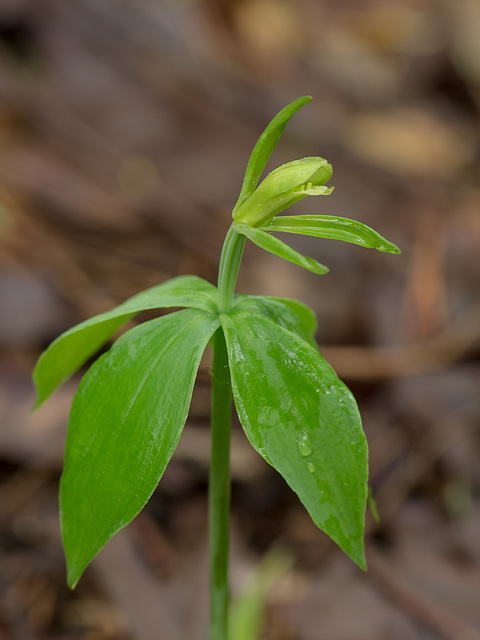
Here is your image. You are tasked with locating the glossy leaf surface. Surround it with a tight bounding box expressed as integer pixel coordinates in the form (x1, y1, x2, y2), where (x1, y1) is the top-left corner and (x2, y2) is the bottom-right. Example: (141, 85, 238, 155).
(233, 96, 312, 214)
(233, 294, 317, 347)
(61, 308, 220, 587)
(221, 309, 368, 568)
(233, 222, 329, 275)
(262, 215, 400, 253)
(33, 275, 218, 407)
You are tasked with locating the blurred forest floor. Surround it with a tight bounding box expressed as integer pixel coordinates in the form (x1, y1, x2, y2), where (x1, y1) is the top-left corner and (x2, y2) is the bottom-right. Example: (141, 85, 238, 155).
(0, 1, 479, 639)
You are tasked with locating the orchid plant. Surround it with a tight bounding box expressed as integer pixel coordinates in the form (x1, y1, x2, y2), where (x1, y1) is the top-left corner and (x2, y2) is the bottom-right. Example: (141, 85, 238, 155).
(33, 96, 400, 640)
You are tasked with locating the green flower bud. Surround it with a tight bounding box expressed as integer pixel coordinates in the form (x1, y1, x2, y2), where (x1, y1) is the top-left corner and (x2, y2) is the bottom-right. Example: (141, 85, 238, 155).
(233, 157, 333, 228)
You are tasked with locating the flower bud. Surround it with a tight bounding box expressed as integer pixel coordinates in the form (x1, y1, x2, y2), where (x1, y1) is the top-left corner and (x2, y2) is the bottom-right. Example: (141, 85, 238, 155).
(233, 158, 333, 228)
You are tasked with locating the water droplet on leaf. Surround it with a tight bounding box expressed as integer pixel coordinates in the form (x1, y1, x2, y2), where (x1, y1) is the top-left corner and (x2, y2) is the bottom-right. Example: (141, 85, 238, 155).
(318, 482, 331, 504)
(307, 462, 315, 473)
(297, 431, 313, 457)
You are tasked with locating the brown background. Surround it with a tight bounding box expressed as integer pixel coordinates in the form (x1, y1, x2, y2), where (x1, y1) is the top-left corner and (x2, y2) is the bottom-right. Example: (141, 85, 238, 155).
(0, 1, 479, 639)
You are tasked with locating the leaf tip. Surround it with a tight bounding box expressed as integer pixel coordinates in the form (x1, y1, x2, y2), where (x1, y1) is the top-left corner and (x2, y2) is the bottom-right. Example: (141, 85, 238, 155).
(30, 374, 46, 413)
(379, 241, 401, 255)
(30, 399, 42, 414)
(66, 568, 81, 590)
(64, 540, 89, 590)
(67, 577, 78, 590)
(347, 539, 367, 572)
(312, 262, 330, 275)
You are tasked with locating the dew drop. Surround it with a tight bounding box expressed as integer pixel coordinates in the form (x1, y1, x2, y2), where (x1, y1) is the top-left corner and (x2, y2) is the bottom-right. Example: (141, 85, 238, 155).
(318, 482, 331, 504)
(307, 462, 315, 473)
(297, 431, 313, 457)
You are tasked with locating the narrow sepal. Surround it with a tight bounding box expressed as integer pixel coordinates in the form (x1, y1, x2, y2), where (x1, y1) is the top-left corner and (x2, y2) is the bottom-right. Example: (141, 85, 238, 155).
(233, 222, 329, 275)
(233, 96, 312, 214)
(262, 215, 401, 254)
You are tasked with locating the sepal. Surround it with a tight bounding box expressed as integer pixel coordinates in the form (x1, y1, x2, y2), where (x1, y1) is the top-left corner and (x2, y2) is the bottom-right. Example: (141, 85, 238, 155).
(233, 96, 312, 214)
(233, 222, 329, 275)
(261, 215, 400, 254)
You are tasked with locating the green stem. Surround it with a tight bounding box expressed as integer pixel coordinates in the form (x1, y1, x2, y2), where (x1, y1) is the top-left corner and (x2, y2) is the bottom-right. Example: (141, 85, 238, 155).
(208, 224, 245, 639)
(217, 225, 246, 314)
(209, 328, 232, 640)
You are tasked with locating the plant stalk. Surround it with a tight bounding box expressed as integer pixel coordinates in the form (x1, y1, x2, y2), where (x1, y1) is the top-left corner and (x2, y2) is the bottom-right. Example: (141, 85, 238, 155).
(217, 225, 246, 314)
(209, 328, 232, 640)
(208, 224, 244, 639)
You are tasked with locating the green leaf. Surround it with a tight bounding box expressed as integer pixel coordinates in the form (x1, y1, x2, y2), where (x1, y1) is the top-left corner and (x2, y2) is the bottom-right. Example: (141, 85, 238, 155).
(368, 486, 381, 524)
(33, 275, 218, 408)
(229, 548, 292, 640)
(233, 294, 318, 347)
(233, 223, 329, 275)
(61, 308, 220, 588)
(262, 215, 401, 254)
(233, 96, 312, 215)
(221, 309, 368, 569)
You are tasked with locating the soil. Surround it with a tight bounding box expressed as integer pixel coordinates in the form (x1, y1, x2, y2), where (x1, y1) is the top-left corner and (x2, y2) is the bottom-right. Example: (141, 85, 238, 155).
(0, 1, 479, 639)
